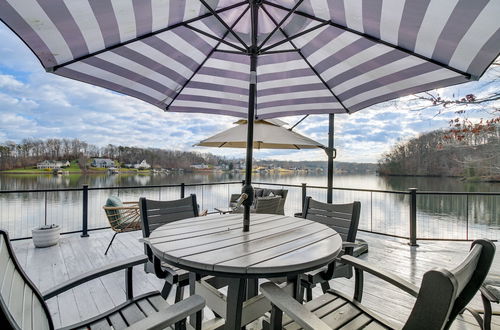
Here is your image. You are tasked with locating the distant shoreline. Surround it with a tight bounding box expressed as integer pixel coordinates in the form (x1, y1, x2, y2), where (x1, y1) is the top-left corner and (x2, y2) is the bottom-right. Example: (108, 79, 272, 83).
(378, 173, 500, 183)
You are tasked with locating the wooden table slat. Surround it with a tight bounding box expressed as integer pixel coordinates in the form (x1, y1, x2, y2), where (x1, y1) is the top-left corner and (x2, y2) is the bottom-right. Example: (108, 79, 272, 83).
(247, 234, 342, 274)
(172, 223, 330, 272)
(149, 215, 288, 243)
(152, 218, 313, 256)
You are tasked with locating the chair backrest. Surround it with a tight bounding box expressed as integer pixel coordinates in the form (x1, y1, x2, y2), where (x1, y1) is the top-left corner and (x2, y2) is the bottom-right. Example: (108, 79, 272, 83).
(404, 239, 495, 330)
(255, 196, 282, 214)
(0, 230, 53, 330)
(302, 197, 361, 244)
(139, 195, 199, 238)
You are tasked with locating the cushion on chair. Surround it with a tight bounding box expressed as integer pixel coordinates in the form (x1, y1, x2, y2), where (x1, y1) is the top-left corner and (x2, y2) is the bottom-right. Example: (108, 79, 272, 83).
(254, 188, 264, 198)
(104, 196, 123, 221)
(105, 195, 123, 207)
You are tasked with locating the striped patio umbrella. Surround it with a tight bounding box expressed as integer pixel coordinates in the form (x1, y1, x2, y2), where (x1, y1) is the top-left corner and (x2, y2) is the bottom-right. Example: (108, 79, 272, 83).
(1, 0, 499, 230)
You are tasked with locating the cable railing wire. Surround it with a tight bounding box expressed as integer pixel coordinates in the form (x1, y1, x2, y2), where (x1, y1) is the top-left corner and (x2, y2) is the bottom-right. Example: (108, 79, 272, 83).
(0, 181, 497, 243)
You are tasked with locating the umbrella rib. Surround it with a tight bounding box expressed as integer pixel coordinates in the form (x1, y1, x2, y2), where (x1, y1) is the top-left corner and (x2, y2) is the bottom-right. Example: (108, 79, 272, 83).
(165, 5, 250, 110)
(259, 49, 300, 55)
(260, 6, 350, 114)
(259, 21, 329, 53)
(262, 0, 472, 79)
(257, 0, 305, 50)
(46, 1, 247, 72)
(289, 115, 309, 131)
(184, 25, 247, 52)
(199, 0, 249, 51)
(215, 49, 248, 55)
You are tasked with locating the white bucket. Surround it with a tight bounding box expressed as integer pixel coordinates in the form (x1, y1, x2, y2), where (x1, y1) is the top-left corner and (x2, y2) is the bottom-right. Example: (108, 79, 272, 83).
(32, 225, 61, 248)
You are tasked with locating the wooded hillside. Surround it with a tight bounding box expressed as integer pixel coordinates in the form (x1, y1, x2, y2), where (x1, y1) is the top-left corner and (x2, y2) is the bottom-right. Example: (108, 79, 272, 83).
(0, 138, 229, 170)
(378, 126, 499, 180)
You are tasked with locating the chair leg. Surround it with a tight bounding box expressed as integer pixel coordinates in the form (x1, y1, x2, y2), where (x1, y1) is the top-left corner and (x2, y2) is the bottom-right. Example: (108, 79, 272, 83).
(175, 284, 185, 303)
(482, 293, 492, 330)
(298, 283, 305, 303)
(104, 232, 118, 255)
(320, 281, 331, 293)
(161, 281, 173, 299)
(306, 287, 313, 302)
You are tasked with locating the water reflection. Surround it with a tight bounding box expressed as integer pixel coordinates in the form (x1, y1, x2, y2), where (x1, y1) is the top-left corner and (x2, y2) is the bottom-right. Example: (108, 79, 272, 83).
(0, 173, 498, 240)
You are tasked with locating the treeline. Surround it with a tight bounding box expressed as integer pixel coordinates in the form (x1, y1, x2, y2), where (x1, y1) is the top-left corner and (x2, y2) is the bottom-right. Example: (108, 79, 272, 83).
(0, 138, 230, 170)
(256, 160, 377, 174)
(378, 126, 500, 180)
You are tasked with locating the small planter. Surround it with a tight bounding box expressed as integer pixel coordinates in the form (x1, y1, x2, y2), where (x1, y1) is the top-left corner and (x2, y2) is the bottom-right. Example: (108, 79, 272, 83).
(32, 224, 61, 248)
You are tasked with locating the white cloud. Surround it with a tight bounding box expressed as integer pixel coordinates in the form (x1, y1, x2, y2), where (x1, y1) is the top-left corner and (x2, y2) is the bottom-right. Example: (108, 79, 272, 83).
(0, 74, 24, 89)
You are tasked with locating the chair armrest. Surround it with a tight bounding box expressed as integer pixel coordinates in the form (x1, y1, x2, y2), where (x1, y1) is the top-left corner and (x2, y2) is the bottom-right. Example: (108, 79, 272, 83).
(43, 255, 147, 300)
(260, 282, 331, 330)
(340, 255, 419, 297)
(103, 205, 139, 210)
(125, 295, 205, 330)
(123, 201, 139, 204)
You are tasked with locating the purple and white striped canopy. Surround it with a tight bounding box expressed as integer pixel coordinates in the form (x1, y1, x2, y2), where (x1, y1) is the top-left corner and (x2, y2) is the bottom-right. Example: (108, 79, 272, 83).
(1, 0, 499, 119)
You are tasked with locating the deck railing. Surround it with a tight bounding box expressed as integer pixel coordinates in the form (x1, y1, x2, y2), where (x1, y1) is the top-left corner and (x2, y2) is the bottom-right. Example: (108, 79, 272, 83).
(1, 181, 498, 243)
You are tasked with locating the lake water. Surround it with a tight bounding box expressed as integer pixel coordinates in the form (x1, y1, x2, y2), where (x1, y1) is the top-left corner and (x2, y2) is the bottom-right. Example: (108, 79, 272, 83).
(0, 173, 498, 240)
(1, 172, 499, 192)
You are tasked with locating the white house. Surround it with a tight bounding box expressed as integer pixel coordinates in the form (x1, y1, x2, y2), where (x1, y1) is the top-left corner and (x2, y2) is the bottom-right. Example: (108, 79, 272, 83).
(134, 160, 151, 169)
(190, 164, 209, 169)
(37, 160, 67, 169)
(91, 158, 114, 168)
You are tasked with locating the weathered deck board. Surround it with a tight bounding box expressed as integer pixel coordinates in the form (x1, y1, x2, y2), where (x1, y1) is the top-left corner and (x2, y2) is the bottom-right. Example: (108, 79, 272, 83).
(11, 229, 500, 329)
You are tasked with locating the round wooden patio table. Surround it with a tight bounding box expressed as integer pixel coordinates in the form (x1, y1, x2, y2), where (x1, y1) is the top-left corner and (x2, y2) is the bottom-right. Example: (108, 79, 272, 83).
(147, 213, 342, 329)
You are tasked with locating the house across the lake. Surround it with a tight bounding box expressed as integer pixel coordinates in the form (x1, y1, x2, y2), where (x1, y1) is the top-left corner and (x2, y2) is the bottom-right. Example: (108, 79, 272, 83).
(124, 160, 151, 169)
(91, 158, 114, 168)
(134, 160, 150, 169)
(37, 160, 70, 169)
(190, 163, 209, 169)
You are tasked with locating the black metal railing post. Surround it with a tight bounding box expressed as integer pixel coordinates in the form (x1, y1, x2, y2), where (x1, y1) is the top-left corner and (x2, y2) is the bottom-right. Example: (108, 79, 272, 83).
(180, 183, 185, 198)
(44, 191, 48, 226)
(370, 191, 373, 232)
(466, 194, 469, 240)
(81, 184, 89, 237)
(408, 188, 418, 246)
(301, 183, 307, 211)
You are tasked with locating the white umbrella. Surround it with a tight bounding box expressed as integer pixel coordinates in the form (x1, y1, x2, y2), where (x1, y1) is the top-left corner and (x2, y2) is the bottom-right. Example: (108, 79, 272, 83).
(196, 119, 325, 150)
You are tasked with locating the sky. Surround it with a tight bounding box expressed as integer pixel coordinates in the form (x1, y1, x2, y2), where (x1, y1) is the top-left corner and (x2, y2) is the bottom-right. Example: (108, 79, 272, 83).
(0, 22, 498, 163)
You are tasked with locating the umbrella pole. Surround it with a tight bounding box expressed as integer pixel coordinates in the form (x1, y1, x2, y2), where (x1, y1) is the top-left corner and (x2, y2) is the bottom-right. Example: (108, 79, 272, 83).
(243, 0, 259, 232)
(327, 113, 335, 203)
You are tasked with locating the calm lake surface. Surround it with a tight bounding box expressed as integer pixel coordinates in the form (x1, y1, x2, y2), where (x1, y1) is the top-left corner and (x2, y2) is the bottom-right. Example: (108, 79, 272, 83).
(0, 173, 498, 240)
(1, 172, 499, 192)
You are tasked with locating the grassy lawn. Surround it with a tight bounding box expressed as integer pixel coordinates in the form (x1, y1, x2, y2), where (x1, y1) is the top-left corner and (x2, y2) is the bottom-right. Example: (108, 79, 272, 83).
(1, 161, 83, 173)
(1, 167, 51, 173)
(66, 161, 81, 171)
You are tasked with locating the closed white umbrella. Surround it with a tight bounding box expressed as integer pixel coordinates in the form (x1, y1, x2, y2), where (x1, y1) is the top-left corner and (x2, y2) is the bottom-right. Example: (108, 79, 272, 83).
(196, 119, 325, 150)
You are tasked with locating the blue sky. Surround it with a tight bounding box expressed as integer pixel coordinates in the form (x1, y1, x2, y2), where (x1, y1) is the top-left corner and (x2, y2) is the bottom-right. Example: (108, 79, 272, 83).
(0, 23, 498, 163)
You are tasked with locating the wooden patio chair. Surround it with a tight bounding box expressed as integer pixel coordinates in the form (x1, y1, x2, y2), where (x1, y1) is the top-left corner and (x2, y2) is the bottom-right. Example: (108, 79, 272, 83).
(102, 196, 142, 255)
(299, 197, 361, 301)
(261, 239, 496, 330)
(467, 276, 500, 330)
(233, 195, 281, 214)
(254, 196, 282, 214)
(139, 195, 200, 302)
(0, 229, 205, 330)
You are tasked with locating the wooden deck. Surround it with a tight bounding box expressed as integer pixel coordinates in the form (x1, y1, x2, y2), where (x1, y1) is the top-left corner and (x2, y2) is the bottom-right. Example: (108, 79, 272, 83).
(12, 229, 500, 329)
